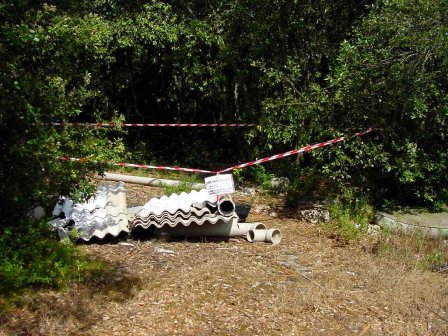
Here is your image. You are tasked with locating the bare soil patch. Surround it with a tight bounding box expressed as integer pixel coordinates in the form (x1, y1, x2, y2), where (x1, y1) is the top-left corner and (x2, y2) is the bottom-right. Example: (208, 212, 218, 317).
(1, 183, 447, 335)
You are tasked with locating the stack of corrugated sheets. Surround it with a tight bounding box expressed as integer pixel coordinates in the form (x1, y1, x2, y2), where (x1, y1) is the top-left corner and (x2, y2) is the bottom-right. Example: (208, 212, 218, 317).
(131, 189, 237, 229)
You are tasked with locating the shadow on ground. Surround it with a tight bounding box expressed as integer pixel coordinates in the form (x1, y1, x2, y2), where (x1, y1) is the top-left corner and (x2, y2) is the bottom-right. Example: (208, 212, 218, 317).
(0, 258, 142, 336)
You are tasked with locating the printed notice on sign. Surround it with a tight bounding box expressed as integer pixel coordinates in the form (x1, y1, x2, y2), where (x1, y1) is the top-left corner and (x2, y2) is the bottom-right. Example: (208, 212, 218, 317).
(205, 174, 235, 196)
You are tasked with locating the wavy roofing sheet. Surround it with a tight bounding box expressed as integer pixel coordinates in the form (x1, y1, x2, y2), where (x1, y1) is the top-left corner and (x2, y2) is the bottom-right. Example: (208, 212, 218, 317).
(132, 214, 235, 229)
(136, 189, 216, 216)
(133, 207, 211, 221)
(131, 189, 237, 229)
(68, 182, 129, 240)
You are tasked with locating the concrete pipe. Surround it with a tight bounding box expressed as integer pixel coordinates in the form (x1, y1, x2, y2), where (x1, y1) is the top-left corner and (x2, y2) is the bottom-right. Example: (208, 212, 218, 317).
(246, 228, 282, 244)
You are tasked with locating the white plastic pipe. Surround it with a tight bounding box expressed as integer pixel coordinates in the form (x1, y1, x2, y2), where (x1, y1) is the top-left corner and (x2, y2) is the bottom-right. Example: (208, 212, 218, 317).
(154, 221, 266, 238)
(101, 172, 206, 189)
(246, 229, 267, 243)
(228, 222, 266, 236)
(265, 229, 282, 244)
(246, 228, 282, 244)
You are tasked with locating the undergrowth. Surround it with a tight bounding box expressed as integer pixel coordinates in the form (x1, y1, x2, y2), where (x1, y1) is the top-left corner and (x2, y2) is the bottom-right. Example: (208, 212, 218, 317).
(324, 189, 375, 241)
(372, 228, 448, 272)
(233, 165, 274, 190)
(163, 173, 203, 195)
(0, 219, 106, 296)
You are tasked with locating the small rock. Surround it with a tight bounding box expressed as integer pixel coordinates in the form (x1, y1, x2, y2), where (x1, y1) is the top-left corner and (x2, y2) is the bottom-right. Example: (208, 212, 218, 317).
(118, 242, 135, 247)
(242, 187, 256, 195)
(29, 206, 46, 220)
(367, 224, 381, 235)
(269, 212, 278, 218)
(270, 177, 290, 192)
(253, 204, 270, 214)
(300, 209, 330, 224)
(155, 248, 175, 254)
(431, 263, 448, 273)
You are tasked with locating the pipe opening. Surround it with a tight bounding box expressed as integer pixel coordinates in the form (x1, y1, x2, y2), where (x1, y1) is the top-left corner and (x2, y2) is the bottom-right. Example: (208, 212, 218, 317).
(252, 223, 266, 230)
(266, 229, 282, 244)
(247, 229, 255, 242)
(218, 199, 235, 216)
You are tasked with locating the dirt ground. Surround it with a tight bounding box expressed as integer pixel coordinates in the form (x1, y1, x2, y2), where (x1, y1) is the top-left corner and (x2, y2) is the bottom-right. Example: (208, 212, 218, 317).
(1, 183, 447, 335)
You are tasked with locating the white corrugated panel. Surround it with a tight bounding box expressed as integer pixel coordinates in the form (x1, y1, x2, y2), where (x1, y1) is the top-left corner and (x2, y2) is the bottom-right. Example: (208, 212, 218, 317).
(68, 182, 129, 240)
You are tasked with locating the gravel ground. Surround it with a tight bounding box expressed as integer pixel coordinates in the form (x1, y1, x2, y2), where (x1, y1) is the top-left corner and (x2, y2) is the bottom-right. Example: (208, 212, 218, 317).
(1, 183, 447, 335)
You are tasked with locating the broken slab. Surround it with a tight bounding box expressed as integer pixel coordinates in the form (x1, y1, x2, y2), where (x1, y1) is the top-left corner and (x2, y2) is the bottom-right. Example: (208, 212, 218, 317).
(375, 210, 448, 237)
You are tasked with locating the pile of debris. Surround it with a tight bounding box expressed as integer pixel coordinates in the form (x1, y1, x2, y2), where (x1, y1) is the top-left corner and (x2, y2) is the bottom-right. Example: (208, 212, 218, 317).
(49, 182, 281, 244)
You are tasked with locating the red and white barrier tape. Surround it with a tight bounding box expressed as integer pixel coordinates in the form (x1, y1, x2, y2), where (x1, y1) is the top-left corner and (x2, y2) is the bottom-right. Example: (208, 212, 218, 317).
(216, 128, 375, 174)
(44, 122, 256, 127)
(59, 128, 376, 175)
(59, 157, 215, 174)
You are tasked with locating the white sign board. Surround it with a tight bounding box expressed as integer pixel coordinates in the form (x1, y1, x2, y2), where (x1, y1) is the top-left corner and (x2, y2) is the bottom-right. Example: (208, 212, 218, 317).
(205, 174, 235, 196)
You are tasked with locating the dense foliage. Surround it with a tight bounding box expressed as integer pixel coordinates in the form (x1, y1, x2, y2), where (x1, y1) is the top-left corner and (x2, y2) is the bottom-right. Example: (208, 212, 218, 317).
(0, 0, 447, 289)
(258, 0, 448, 207)
(327, 0, 448, 207)
(0, 2, 126, 290)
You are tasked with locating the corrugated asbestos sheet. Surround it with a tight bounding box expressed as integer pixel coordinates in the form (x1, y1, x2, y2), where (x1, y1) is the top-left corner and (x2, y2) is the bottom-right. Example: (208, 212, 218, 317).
(50, 185, 238, 241)
(136, 189, 215, 216)
(131, 189, 237, 229)
(68, 182, 129, 241)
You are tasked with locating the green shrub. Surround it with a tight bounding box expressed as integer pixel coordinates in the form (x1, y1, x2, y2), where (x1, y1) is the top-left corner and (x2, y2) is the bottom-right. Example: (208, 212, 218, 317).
(0, 220, 83, 293)
(324, 189, 374, 241)
(163, 174, 203, 195)
(231, 166, 273, 190)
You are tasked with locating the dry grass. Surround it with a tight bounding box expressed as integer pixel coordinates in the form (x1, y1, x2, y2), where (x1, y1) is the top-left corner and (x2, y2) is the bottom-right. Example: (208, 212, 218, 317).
(1, 182, 447, 335)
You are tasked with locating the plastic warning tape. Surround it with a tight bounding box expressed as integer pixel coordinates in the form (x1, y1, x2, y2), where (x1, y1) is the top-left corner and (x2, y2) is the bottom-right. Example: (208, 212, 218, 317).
(59, 157, 214, 174)
(215, 128, 376, 173)
(45, 122, 256, 127)
(59, 128, 376, 175)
